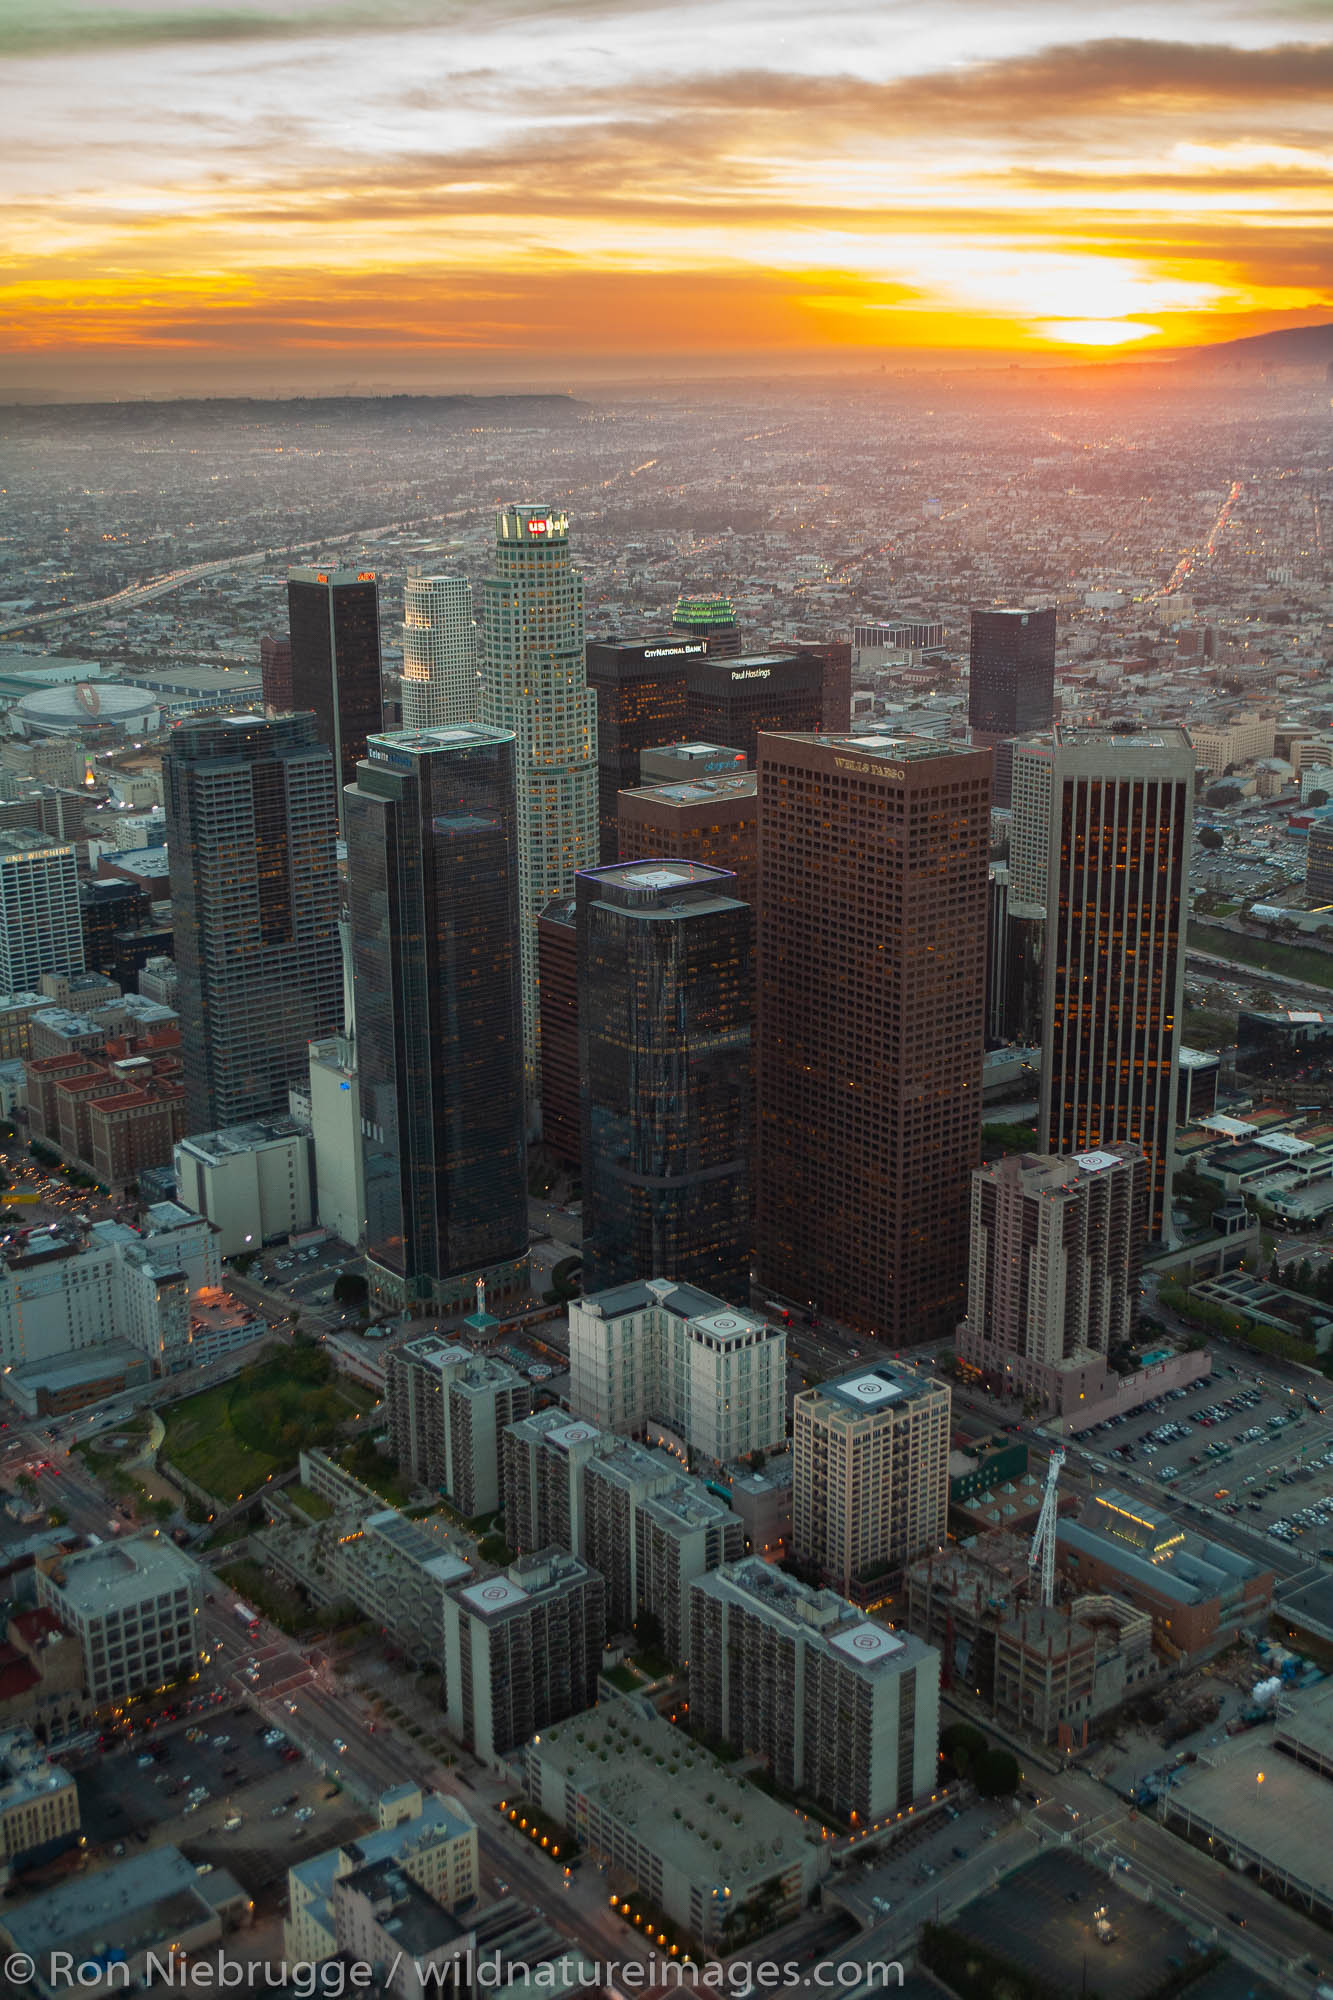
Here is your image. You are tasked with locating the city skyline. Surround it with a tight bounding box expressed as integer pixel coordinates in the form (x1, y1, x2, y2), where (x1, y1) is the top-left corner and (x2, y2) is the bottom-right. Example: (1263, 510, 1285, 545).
(2, 0, 1331, 398)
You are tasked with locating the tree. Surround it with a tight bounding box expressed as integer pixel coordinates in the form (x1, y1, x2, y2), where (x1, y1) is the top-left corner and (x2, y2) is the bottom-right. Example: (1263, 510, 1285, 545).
(973, 1747, 1021, 1797)
(1310, 790, 1329, 809)
(333, 1272, 368, 1307)
(1205, 783, 1244, 808)
(940, 1721, 988, 1778)
(1197, 825, 1225, 851)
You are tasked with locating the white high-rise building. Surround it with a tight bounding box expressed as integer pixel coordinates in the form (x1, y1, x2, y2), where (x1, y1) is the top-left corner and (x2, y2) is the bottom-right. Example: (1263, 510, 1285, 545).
(568, 1279, 786, 1465)
(401, 575, 477, 730)
(477, 508, 596, 1097)
(0, 830, 83, 992)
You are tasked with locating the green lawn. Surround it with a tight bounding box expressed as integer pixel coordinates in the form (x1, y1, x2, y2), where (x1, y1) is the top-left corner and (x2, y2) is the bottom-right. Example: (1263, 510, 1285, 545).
(159, 1346, 374, 1503)
(290, 1485, 334, 1521)
(1188, 921, 1333, 991)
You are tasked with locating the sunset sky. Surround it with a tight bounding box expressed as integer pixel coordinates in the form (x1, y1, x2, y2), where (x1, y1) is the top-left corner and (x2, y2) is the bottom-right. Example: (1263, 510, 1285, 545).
(2, 0, 1331, 396)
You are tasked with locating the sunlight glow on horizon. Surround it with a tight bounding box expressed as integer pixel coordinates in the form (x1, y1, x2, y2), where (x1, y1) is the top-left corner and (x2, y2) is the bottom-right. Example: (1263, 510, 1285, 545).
(1, 0, 1330, 391)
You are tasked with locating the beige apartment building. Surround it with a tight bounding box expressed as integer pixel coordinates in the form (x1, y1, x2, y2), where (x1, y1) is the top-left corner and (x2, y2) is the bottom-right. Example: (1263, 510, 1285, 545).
(793, 1362, 950, 1597)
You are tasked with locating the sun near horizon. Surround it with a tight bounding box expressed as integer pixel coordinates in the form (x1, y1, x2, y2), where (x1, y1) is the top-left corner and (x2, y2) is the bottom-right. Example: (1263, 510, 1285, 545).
(1, 0, 1330, 398)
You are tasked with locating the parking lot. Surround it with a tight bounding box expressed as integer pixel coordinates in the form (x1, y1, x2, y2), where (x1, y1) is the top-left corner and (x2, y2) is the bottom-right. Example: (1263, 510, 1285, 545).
(72, 1709, 358, 1891)
(950, 1850, 1201, 2000)
(1071, 1359, 1333, 1553)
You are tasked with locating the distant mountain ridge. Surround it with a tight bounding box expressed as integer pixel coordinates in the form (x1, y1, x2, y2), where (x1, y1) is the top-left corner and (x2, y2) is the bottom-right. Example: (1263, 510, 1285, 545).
(0, 391, 589, 430)
(1166, 321, 1333, 369)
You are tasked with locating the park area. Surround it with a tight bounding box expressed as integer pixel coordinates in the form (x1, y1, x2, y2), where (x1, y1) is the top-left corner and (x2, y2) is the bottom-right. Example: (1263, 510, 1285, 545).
(158, 1342, 376, 1504)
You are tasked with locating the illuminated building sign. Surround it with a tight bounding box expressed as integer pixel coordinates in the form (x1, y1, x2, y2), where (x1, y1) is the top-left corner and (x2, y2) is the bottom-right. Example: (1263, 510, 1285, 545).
(357, 571, 375, 582)
(730, 668, 771, 681)
(833, 756, 904, 779)
(643, 643, 706, 659)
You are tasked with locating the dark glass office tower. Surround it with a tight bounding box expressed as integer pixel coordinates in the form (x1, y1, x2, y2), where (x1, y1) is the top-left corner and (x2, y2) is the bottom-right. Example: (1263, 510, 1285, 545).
(684, 653, 821, 764)
(346, 726, 529, 1314)
(1014, 727, 1194, 1243)
(968, 605, 1056, 807)
(537, 896, 579, 1171)
(585, 636, 700, 861)
(577, 858, 752, 1304)
(165, 713, 342, 1132)
(287, 569, 385, 824)
(259, 633, 292, 713)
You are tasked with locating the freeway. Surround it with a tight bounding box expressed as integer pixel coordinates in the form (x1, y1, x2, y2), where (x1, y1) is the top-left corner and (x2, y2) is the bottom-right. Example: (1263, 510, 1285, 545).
(0, 513, 454, 641)
(1186, 945, 1333, 1004)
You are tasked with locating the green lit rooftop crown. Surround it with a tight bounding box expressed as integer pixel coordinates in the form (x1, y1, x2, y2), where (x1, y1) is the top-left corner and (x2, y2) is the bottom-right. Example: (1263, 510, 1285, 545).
(673, 595, 737, 627)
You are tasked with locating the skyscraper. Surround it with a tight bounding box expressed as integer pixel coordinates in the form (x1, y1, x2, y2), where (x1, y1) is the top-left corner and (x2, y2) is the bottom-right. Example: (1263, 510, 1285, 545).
(673, 594, 743, 657)
(616, 772, 758, 907)
(585, 636, 698, 861)
(577, 859, 752, 1303)
(755, 732, 992, 1341)
(956, 1144, 1146, 1408)
(401, 574, 477, 731)
(968, 606, 1056, 806)
(684, 653, 822, 764)
(165, 714, 342, 1132)
(286, 568, 384, 822)
(1013, 727, 1193, 1241)
(477, 508, 597, 1098)
(259, 633, 292, 713)
(795, 638, 854, 733)
(345, 726, 529, 1314)
(536, 896, 579, 1171)
(0, 830, 83, 991)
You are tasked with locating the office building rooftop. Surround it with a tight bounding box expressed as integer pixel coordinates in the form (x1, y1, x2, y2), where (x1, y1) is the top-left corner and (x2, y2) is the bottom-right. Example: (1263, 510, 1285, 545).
(42, 1533, 198, 1615)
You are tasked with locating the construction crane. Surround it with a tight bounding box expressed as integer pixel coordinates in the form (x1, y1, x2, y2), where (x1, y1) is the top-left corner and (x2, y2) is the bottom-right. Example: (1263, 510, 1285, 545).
(1028, 1447, 1066, 1608)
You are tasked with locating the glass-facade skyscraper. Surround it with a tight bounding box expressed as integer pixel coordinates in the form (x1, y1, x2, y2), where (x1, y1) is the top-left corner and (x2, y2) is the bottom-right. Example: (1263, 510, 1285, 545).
(346, 726, 529, 1314)
(577, 858, 752, 1304)
(1013, 726, 1194, 1243)
(968, 605, 1056, 808)
(287, 567, 385, 827)
(164, 712, 342, 1132)
(584, 636, 698, 861)
(477, 508, 597, 1104)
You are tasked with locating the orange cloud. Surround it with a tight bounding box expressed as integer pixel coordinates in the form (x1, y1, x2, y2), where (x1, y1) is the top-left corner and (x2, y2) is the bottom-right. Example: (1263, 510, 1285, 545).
(3, 20, 1332, 390)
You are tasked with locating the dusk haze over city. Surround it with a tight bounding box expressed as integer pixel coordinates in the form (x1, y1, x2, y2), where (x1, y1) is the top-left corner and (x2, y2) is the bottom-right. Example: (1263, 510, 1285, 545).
(2, 3, 1333, 1999)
